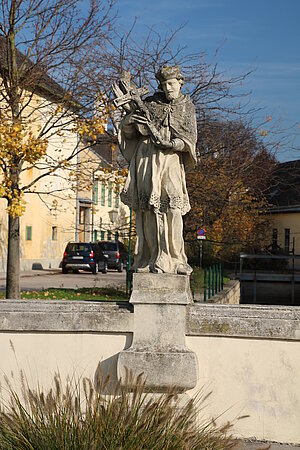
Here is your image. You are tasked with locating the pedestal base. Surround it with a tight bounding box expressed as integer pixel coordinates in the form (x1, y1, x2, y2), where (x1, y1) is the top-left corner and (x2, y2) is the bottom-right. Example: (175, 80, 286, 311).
(117, 273, 198, 393)
(118, 348, 198, 392)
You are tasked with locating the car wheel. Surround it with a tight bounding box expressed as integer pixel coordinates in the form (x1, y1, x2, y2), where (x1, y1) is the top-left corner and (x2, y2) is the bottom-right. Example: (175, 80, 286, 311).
(62, 267, 68, 274)
(92, 262, 99, 275)
(117, 261, 124, 272)
(102, 263, 108, 274)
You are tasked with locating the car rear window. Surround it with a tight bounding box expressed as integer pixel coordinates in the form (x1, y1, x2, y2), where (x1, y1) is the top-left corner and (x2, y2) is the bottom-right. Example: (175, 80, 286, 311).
(67, 243, 90, 252)
(118, 242, 126, 251)
(99, 242, 117, 251)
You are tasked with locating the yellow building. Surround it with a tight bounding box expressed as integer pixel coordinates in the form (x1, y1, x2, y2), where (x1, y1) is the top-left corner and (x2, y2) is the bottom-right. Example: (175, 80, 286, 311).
(0, 87, 128, 272)
(0, 94, 78, 270)
(76, 137, 130, 246)
(268, 159, 300, 257)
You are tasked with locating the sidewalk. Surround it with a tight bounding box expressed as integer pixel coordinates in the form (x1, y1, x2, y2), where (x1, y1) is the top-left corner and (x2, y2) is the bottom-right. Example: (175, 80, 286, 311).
(239, 442, 300, 449)
(0, 269, 59, 281)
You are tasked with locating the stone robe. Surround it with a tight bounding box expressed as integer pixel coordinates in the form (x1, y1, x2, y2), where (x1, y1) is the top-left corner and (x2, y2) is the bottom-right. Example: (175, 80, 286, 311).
(118, 92, 197, 273)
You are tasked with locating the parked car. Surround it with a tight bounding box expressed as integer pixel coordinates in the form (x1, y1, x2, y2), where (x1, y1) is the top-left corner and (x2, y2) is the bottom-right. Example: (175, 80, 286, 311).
(62, 242, 108, 274)
(98, 241, 128, 272)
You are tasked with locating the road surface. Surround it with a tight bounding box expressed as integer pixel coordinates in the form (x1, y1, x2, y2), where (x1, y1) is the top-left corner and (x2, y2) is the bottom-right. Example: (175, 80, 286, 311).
(0, 269, 126, 291)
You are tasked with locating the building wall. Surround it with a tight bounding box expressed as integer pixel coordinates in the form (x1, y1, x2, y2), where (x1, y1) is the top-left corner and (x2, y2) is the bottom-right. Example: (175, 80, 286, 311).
(0, 93, 129, 270)
(0, 300, 299, 444)
(92, 174, 129, 243)
(270, 212, 300, 254)
(0, 190, 76, 271)
(68, 146, 129, 244)
(0, 92, 78, 270)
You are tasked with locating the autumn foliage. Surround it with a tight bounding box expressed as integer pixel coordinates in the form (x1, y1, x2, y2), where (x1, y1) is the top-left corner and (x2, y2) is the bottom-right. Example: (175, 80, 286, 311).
(0, 117, 48, 217)
(185, 120, 277, 261)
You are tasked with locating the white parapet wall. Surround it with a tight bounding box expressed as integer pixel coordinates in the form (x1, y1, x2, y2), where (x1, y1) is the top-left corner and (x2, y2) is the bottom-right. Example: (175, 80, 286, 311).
(186, 304, 300, 444)
(0, 300, 299, 444)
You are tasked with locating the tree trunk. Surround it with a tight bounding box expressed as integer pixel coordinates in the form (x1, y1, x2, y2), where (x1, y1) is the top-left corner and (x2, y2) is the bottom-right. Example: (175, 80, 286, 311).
(6, 213, 20, 299)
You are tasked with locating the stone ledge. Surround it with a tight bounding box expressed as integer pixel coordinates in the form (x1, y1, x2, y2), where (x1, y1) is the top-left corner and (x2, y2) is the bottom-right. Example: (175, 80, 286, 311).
(1, 300, 300, 340)
(187, 304, 300, 340)
(0, 300, 133, 333)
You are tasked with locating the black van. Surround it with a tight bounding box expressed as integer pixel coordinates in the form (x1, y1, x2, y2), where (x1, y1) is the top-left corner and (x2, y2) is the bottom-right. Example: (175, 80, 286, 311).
(98, 241, 128, 272)
(62, 242, 108, 274)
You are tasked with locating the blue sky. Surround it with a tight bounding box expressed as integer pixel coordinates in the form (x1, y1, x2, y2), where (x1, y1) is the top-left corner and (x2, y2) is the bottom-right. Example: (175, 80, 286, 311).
(116, 0, 300, 161)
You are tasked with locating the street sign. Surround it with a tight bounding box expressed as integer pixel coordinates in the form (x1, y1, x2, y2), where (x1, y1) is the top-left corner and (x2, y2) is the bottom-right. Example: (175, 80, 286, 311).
(197, 228, 206, 240)
(197, 228, 206, 268)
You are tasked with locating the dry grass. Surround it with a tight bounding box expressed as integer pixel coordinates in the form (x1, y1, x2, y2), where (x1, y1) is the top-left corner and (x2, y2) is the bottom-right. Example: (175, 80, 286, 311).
(0, 368, 243, 450)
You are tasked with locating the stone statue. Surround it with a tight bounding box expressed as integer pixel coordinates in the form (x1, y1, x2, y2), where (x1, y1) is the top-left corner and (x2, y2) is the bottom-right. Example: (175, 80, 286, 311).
(112, 65, 197, 275)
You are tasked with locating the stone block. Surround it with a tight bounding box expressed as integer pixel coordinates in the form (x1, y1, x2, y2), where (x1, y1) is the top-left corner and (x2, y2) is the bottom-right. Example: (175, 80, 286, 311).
(130, 272, 193, 304)
(117, 273, 198, 392)
(118, 349, 198, 392)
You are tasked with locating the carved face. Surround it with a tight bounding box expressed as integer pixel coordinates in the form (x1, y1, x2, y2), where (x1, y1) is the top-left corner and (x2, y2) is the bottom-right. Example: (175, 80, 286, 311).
(161, 77, 181, 101)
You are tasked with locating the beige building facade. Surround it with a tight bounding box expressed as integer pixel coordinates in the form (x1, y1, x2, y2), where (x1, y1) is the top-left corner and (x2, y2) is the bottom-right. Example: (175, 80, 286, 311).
(0, 95, 78, 271)
(267, 160, 300, 260)
(269, 208, 300, 256)
(0, 96, 128, 271)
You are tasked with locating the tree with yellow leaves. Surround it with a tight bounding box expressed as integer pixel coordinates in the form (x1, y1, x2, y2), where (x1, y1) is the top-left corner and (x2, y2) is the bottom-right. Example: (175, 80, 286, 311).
(0, 0, 115, 298)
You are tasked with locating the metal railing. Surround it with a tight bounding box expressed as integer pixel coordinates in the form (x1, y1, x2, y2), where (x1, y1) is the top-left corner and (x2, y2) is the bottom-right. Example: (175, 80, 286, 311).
(204, 263, 224, 301)
(126, 268, 133, 296)
(126, 263, 225, 301)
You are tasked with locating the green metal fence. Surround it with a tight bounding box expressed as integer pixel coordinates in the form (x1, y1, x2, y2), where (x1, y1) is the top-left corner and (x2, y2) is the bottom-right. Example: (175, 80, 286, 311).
(126, 263, 224, 300)
(126, 269, 134, 296)
(204, 263, 224, 301)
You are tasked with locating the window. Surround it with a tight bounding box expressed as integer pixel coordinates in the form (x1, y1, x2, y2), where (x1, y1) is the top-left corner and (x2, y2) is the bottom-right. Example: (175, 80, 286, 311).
(101, 230, 105, 240)
(94, 230, 98, 241)
(284, 228, 290, 253)
(52, 226, 57, 241)
(108, 182, 112, 207)
(79, 208, 85, 225)
(67, 243, 91, 252)
(93, 180, 99, 205)
(115, 191, 120, 208)
(26, 226, 32, 241)
(101, 183, 105, 206)
(107, 230, 112, 240)
(272, 228, 278, 247)
(99, 241, 117, 251)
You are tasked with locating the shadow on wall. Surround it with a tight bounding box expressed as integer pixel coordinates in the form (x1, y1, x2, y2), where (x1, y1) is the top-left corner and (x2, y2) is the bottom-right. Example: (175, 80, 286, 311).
(94, 334, 132, 393)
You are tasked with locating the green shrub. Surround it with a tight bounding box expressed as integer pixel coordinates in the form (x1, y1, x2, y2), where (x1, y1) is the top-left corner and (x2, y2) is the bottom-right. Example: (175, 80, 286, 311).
(0, 369, 241, 450)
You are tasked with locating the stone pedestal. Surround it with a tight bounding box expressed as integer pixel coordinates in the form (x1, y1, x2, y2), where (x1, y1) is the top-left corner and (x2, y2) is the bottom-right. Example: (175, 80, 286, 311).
(117, 273, 198, 392)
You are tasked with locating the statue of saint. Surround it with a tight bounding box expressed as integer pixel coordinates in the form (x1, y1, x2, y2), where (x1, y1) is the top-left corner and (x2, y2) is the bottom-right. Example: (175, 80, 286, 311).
(113, 65, 197, 274)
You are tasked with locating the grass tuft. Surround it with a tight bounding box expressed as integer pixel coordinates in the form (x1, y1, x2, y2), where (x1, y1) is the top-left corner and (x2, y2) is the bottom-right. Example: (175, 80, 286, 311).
(0, 287, 128, 301)
(0, 369, 243, 449)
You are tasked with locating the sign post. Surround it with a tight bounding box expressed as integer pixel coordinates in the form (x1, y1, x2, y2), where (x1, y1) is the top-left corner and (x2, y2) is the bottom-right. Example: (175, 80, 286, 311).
(197, 228, 206, 269)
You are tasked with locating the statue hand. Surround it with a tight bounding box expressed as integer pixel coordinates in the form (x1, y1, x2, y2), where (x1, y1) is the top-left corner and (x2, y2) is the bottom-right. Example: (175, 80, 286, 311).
(112, 81, 131, 112)
(155, 139, 173, 149)
(128, 113, 149, 126)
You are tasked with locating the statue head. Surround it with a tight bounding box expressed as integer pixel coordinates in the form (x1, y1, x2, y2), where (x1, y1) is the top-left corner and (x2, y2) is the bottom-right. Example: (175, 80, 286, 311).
(155, 65, 184, 101)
